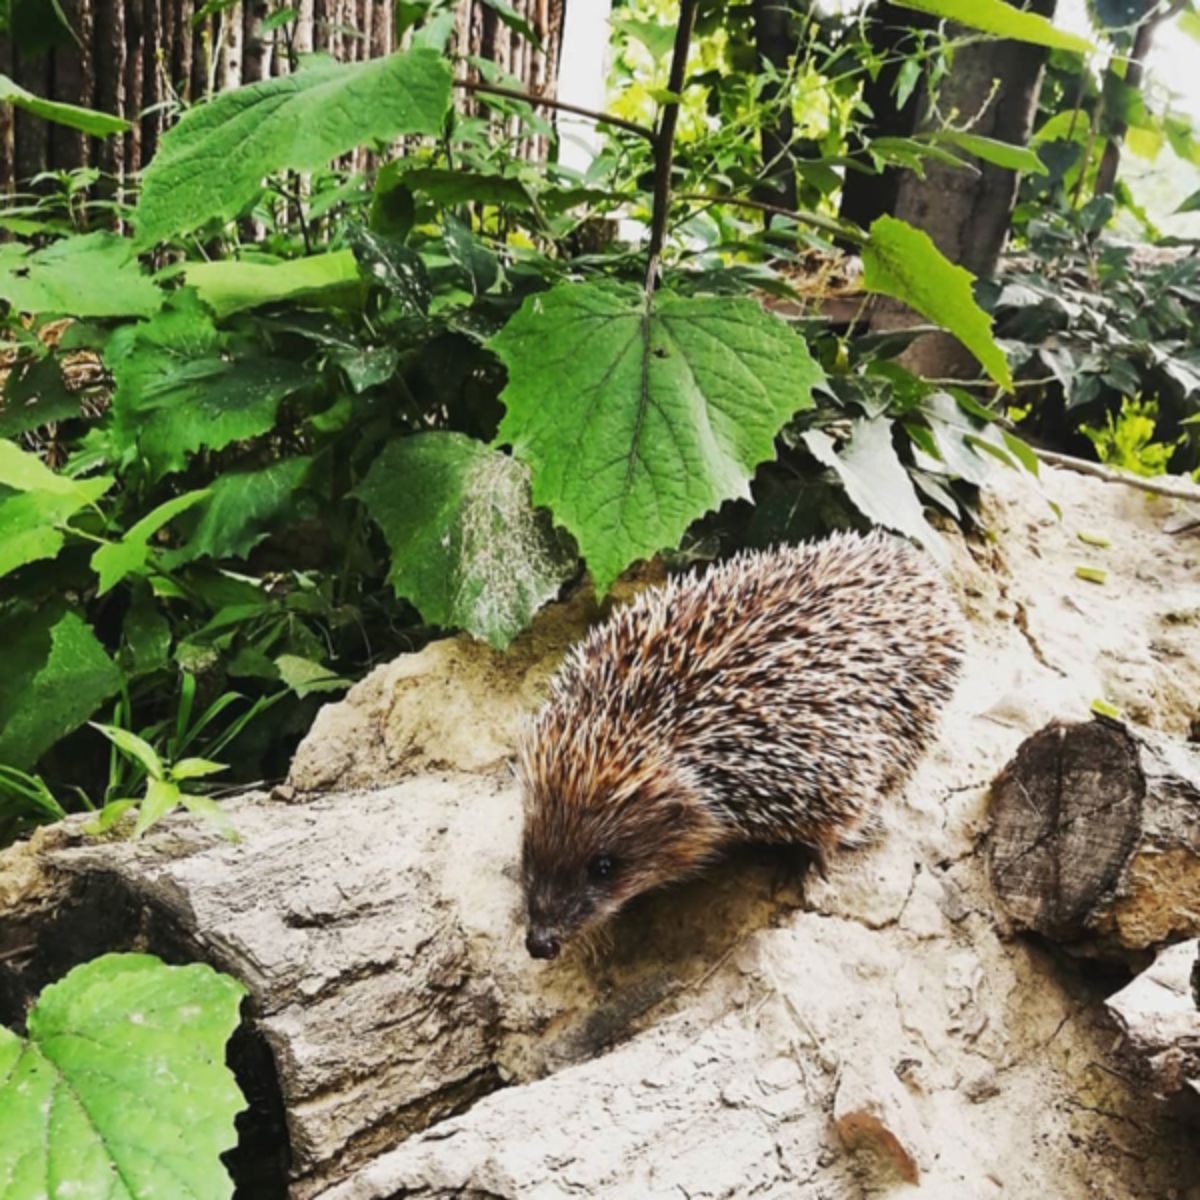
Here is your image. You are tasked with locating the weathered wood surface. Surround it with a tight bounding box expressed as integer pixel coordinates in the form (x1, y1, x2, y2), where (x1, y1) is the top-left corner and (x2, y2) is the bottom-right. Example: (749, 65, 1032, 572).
(1106, 939, 1200, 1119)
(0, 774, 799, 1199)
(987, 718, 1200, 952)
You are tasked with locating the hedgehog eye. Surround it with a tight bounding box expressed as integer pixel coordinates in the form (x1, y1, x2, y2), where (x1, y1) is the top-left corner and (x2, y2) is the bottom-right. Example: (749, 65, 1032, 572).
(587, 854, 616, 882)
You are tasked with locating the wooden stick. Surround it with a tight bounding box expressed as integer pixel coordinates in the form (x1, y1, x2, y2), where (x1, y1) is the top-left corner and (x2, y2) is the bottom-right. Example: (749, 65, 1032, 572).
(1034, 449, 1200, 504)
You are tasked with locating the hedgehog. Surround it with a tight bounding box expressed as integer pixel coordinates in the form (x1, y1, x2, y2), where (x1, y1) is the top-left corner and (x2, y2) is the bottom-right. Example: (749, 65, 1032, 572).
(516, 530, 965, 960)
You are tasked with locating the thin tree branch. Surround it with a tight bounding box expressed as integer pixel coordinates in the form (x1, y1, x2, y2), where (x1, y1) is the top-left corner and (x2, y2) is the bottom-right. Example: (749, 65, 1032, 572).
(644, 0, 701, 293)
(454, 79, 656, 144)
(675, 191, 864, 243)
(1034, 449, 1200, 503)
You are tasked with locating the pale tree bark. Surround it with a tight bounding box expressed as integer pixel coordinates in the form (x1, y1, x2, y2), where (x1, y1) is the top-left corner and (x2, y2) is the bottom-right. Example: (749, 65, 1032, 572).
(868, 1, 1057, 378)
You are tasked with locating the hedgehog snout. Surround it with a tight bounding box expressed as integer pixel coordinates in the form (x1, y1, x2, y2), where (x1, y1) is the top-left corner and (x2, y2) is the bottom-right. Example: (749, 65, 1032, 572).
(525, 928, 562, 959)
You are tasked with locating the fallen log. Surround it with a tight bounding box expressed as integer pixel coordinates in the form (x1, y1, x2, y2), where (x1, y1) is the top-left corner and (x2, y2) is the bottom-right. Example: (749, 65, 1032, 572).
(987, 717, 1200, 953)
(0, 776, 797, 1199)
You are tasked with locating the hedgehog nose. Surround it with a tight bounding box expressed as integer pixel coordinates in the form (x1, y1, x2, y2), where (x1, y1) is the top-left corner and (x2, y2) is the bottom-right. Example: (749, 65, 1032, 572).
(526, 929, 561, 960)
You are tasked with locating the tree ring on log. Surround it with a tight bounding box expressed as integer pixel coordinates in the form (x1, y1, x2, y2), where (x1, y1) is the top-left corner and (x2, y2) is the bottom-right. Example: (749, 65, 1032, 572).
(988, 719, 1145, 942)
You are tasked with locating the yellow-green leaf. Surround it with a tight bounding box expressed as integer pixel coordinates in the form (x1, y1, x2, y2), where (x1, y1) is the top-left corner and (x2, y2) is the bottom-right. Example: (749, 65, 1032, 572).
(863, 216, 1013, 392)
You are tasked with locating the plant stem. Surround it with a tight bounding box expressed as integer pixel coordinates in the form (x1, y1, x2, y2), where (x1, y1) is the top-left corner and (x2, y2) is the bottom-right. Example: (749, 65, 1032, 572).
(454, 79, 656, 144)
(644, 0, 700, 293)
(675, 191, 864, 244)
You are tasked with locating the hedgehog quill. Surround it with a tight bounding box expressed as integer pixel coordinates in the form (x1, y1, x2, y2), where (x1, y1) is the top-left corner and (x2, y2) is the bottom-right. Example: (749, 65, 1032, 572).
(516, 531, 965, 960)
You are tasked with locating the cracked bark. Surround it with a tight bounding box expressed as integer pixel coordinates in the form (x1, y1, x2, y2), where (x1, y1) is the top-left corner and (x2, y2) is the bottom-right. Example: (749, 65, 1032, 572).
(988, 718, 1200, 955)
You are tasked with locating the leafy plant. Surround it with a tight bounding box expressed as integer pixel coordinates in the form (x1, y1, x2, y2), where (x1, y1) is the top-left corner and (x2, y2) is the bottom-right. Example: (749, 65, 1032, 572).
(0, 953, 246, 1200)
(0, 0, 1087, 843)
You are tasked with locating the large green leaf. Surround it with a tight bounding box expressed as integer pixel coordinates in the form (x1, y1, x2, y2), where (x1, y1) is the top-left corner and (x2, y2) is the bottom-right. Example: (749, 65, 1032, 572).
(356, 433, 576, 648)
(0, 609, 122, 769)
(0, 72, 129, 136)
(491, 281, 826, 592)
(0, 477, 113, 579)
(161, 457, 312, 568)
(863, 216, 1013, 392)
(0, 232, 162, 318)
(0, 953, 245, 1200)
(803, 420, 947, 561)
(184, 250, 364, 318)
(107, 295, 311, 474)
(892, 0, 1093, 51)
(134, 50, 453, 244)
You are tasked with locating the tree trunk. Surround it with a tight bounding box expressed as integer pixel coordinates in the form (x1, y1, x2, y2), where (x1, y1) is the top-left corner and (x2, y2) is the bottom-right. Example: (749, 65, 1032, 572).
(987, 717, 1200, 956)
(838, 0, 934, 232)
(868, 2, 1056, 377)
(1093, 11, 1161, 199)
(751, 0, 799, 213)
(0, 1, 566, 193)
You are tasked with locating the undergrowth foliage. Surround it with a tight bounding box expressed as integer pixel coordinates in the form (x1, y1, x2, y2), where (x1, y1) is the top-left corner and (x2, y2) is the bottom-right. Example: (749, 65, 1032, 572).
(1, 0, 1125, 839)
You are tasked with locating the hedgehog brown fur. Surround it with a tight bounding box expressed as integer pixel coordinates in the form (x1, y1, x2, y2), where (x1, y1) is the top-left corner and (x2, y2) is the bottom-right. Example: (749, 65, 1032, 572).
(517, 530, 965, 960)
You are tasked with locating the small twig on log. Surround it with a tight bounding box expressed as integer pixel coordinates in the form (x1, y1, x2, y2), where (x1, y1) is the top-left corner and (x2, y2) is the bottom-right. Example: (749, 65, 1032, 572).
(644, 0, 701, 293)
(454, 79, 656, 144)
(1034, 449, 1200, 504)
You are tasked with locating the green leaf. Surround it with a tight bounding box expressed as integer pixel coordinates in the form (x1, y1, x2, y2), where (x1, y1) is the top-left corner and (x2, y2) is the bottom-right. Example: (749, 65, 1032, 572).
(274, 654, 351, 697)
(803, 420, 947, 561)
(0, 609, 122, 770)
(1182, 10, 1200, 41)
(83, 798, 138, 835)
(863, 216, 1013, 391)
(171, 757, 228, 780)
(0, 71, 129, 136)
(0, 232, 162, 318)
(401, 166, 536, 210)
(0, 438, 83, 494)
(444, 213, 499, 296)
(91, 489, 210, 594)
(0, 356, 81, 437)
(928, 131, 1048, 175)
(133, 777, 183, 837)
(891, 0, 1093, 52)
(1176, 187, 1200, 214)
(134, 49, 452, 243)
(179, 792, 240, 842)
(492, 281, 826, 592)
(0, 476, 112, 578)
(107, 294, 311, 474)
(161, 456, 312, 567)
(184, 249, 363, 317)
(0, 953, 245, 1200)
(90, 722, 165, 780)
(122, 587, 172, 676)
(357, 432, 577, 648)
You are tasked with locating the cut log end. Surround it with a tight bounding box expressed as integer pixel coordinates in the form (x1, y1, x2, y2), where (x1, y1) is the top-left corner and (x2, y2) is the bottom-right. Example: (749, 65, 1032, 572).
(987, 718, 1200, 952)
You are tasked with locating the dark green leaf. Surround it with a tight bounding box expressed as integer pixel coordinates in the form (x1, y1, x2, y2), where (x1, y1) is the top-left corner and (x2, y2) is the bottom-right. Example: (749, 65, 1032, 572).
(107, 294, 311, 474)
(0, 609, 122, 770)
(357, 432, 576, 648)
(161, 457, 312, 568)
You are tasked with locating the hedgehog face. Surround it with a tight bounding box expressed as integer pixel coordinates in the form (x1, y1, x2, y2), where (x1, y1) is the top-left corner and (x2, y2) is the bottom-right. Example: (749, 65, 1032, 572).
(520, 765, 723, 960)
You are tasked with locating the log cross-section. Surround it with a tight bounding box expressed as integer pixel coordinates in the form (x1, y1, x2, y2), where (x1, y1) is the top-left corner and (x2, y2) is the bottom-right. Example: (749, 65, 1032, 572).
(988, 719, 1200, 951)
